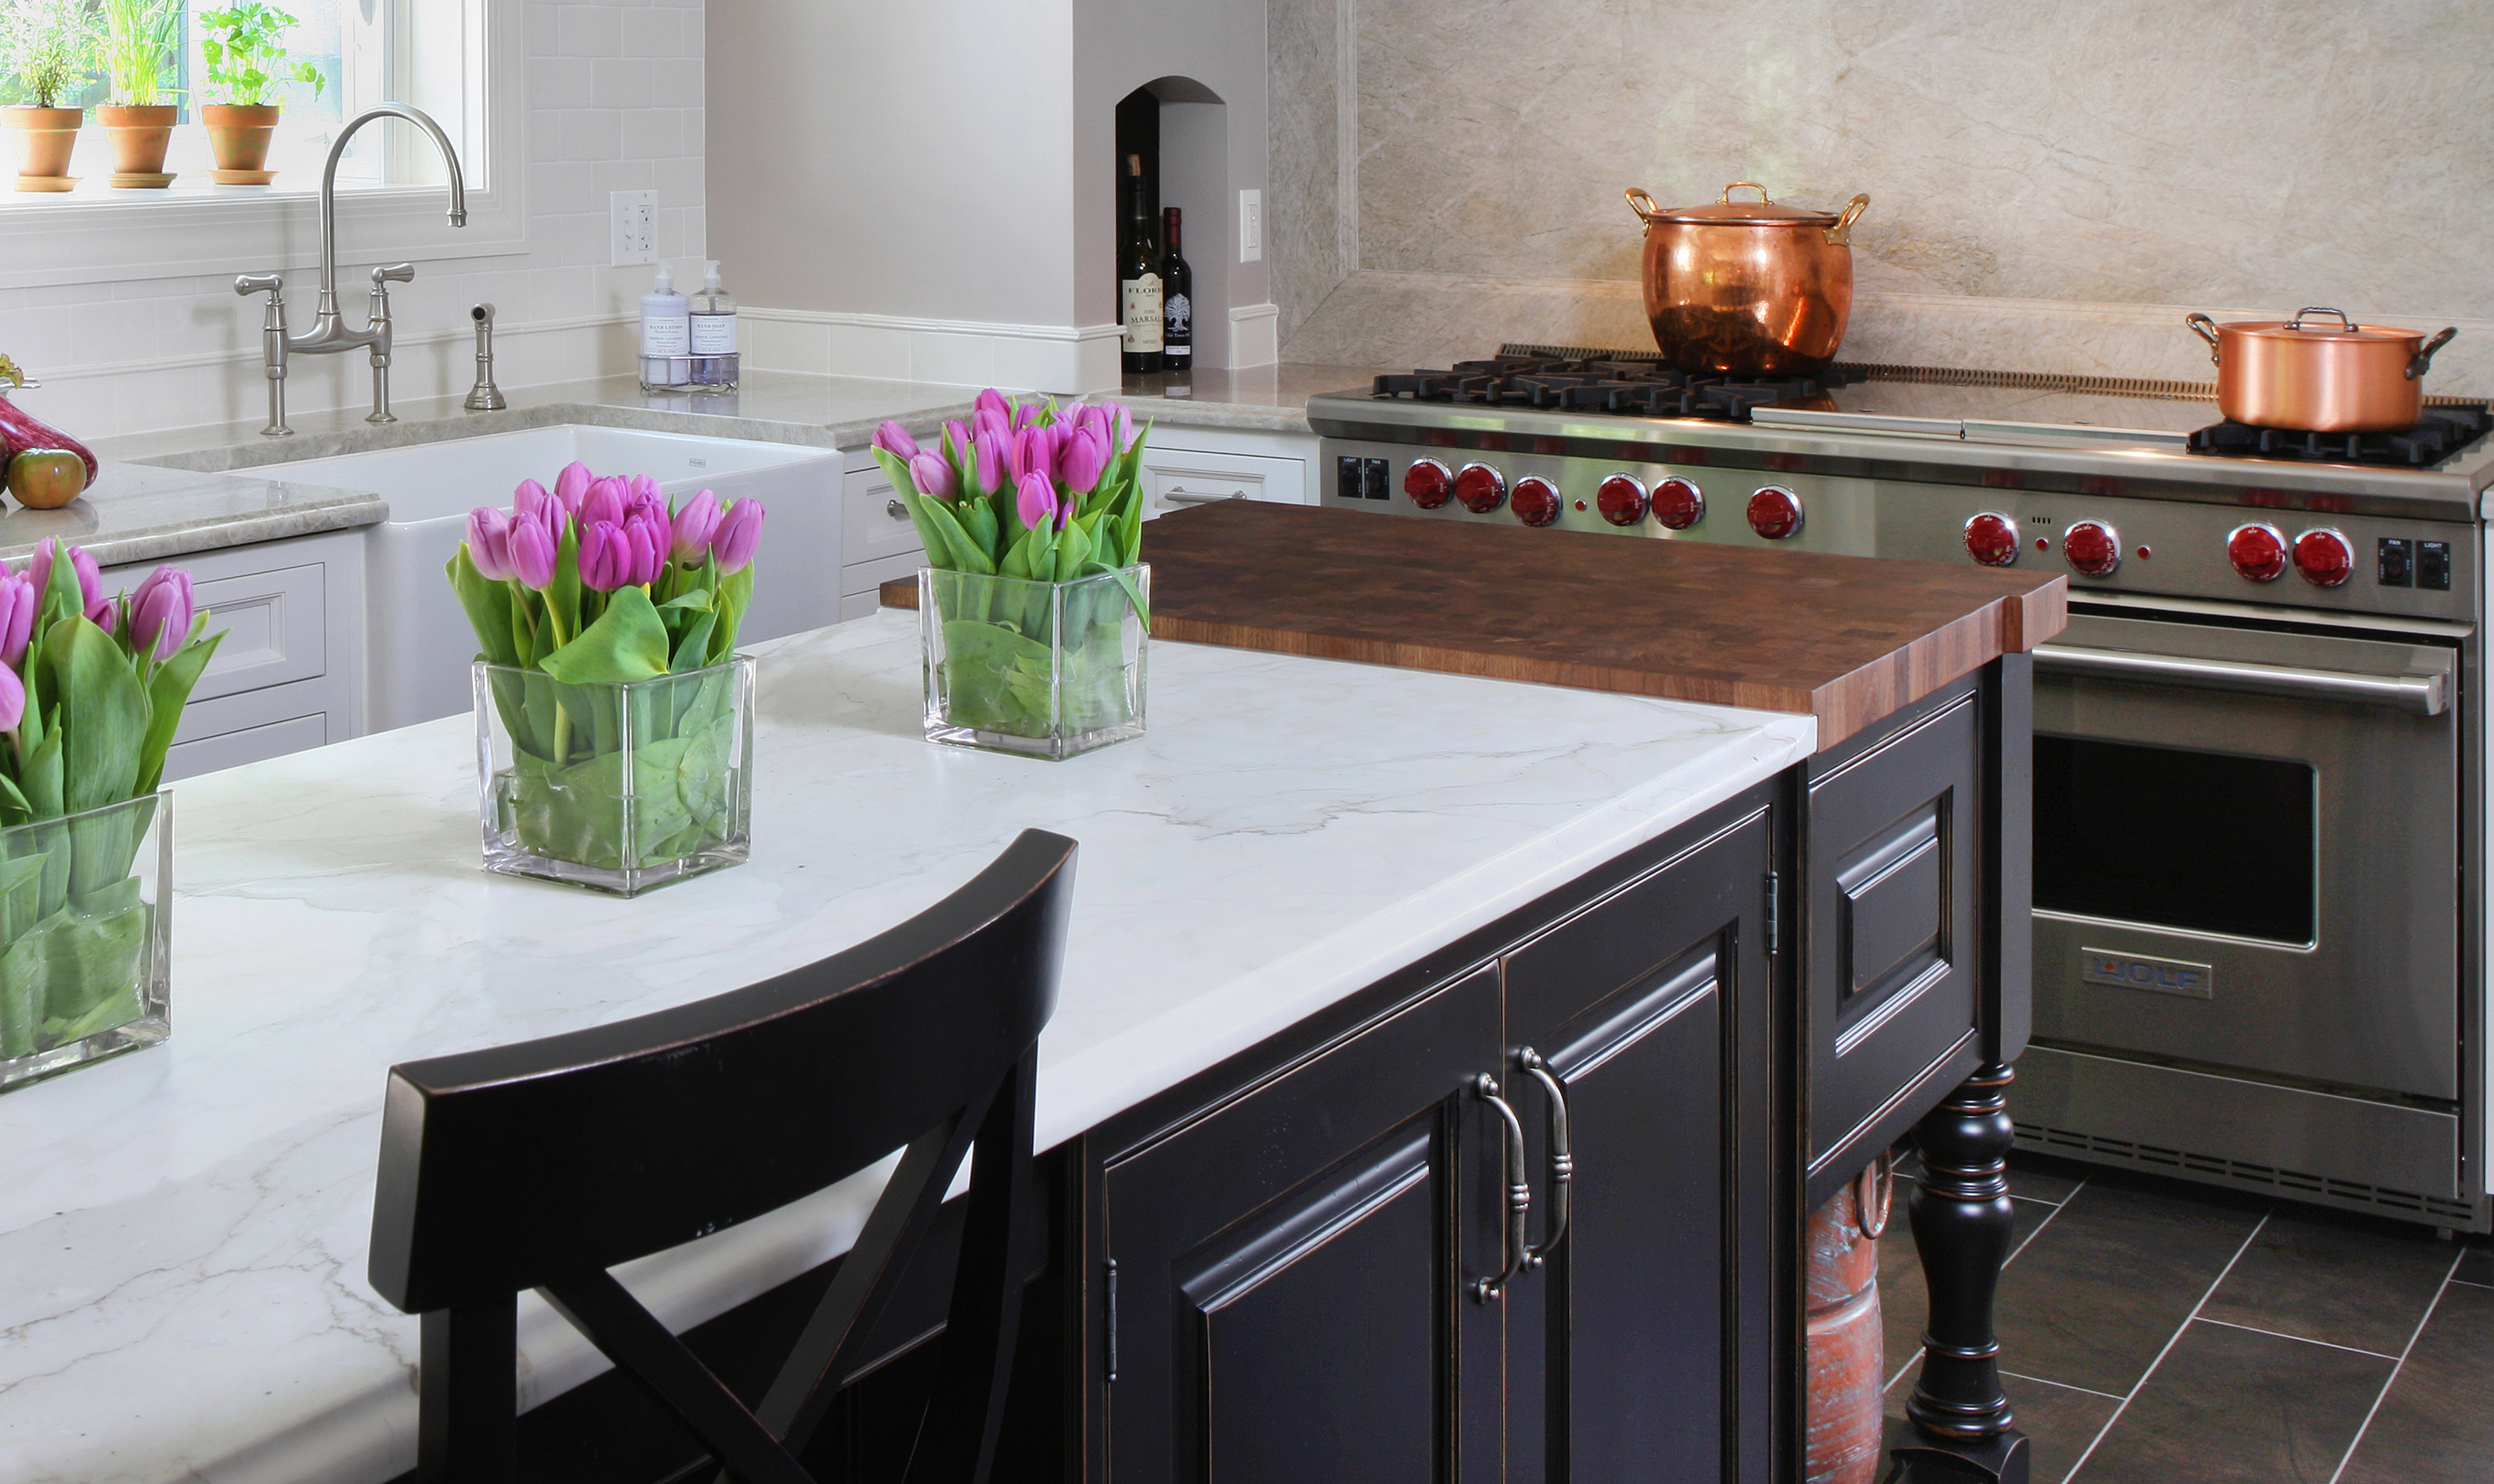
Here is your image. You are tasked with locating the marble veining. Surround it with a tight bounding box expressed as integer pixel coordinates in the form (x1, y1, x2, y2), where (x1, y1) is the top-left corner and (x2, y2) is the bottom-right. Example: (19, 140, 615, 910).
(0, 611, 1811, 1483)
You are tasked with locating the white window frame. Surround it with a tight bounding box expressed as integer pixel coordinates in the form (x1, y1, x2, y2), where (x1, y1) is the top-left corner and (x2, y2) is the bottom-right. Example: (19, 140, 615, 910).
(0, 0, 523, 292)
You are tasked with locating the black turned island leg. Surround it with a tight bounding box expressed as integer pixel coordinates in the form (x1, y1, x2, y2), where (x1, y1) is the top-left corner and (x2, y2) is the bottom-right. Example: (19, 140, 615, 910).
(1887, 1063, 2029, 1484)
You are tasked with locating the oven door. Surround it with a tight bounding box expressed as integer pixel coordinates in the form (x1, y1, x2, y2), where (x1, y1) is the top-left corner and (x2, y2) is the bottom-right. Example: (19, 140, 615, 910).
(2030, 610, 2461, 1101)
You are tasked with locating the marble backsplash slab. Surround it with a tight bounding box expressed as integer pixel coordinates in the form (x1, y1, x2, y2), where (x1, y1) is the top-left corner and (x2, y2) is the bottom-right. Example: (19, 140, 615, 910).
(1272, 0, 2494, 395)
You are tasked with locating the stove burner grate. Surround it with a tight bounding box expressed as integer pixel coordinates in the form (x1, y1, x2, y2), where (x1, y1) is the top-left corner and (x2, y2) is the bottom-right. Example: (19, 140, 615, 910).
(2186, 404, 2493, 467)
(1370, 355, 1863, 423)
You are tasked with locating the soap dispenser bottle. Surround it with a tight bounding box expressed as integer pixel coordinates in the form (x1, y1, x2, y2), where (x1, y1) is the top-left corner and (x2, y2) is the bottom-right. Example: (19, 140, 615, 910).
(689, 260, 740, 389)
(639, 264, 691, 392)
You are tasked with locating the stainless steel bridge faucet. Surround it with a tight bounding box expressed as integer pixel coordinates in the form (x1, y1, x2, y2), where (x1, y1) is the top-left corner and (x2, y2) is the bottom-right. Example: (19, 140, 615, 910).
(233, 104, 468, 438)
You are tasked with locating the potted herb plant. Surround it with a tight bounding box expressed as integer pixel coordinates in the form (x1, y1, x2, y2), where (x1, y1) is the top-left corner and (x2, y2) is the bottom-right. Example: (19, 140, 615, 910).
(0, 541, 225, 1091)
(197, 1, 319, 184)
(450, 463, 768, 896)
(0, 0, 99, 192)
(98, 0, 180, 186)
(872, 390, 1151, 760)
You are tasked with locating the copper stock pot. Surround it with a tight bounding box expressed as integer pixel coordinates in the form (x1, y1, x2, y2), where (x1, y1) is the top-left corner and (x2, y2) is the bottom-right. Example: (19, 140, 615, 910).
(1625, 181, 1870, 377)
(2186, 307, 2457, 433)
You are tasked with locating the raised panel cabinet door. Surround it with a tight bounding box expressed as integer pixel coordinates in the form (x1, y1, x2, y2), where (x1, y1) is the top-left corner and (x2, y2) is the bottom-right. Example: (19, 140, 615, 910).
(1501, 810, 1775, 1484)
(1100, 964, 1503, 1484)
(1804, 688, 1984, 1197)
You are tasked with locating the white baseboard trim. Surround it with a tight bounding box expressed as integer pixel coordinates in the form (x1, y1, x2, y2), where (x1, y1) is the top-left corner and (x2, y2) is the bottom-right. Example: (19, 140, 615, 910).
(1228, 303, 1279, 369)
(742, 307, 1124, 393)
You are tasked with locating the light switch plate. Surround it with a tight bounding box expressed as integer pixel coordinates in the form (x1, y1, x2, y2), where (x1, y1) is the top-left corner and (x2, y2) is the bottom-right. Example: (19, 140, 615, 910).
(609, 190, 657, 266)
(1239, 188, 1262, 263)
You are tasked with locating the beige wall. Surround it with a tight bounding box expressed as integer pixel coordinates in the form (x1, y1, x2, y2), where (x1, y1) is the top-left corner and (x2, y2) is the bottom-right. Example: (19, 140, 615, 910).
(1273, 0, 2494, 391)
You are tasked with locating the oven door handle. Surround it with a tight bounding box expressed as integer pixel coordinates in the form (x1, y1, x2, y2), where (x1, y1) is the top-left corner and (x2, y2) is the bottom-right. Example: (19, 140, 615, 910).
(2034, 643, 2448, 716)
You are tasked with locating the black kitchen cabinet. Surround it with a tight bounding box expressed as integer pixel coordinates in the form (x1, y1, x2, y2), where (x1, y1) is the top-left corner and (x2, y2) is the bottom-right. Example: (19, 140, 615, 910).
(1094, 802, 1779, 1483)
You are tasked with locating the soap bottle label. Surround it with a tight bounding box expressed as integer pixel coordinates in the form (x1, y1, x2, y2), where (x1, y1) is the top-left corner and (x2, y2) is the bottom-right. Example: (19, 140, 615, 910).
(642, 314, 689, 356)
(690, 312, 738, 355)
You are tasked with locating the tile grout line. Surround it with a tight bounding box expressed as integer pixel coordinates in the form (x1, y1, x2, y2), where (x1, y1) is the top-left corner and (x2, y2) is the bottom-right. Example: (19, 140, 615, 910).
(2191, 1315, 2398, 1361)
(2061, 1208, 2270, 1482)
(1999, 1368, 2126, 1403)
(2323, 1247, 2465, 1484)
(1879, 1176, 2089, 1397)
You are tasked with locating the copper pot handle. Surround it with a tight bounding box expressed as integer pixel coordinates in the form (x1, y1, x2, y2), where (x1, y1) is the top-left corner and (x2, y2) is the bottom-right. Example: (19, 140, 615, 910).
(1719, 180, 1771, 205)
(2286, 306, 2355, 333)
(1825, 193, 1870, 247)
(1625, 186, 1663, 225)
(2409, 327, 2458, 381)
(2186, 312, 2221, 366)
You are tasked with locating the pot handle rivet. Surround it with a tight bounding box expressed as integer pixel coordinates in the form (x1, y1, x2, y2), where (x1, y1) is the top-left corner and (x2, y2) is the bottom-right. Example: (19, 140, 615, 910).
(2408, 326, 2458, 382)
(2185, 313, 2222, 366)
(1826, 193, 1870, 247)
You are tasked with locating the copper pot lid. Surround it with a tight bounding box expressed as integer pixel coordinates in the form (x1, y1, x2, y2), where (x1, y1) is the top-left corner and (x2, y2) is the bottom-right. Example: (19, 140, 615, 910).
(1626, 182, 1869, 244)
(2209, 307, 2431, 345)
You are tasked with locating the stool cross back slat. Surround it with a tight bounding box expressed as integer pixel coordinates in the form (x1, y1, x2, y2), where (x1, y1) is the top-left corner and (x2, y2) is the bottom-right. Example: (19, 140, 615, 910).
(367, 829, 1080, 1484)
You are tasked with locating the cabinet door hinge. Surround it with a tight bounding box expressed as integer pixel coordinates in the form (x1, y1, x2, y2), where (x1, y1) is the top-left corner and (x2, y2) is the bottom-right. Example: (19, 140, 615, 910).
(1764, 870, 1780, 957)
(1104, 1257, 1119, 1382)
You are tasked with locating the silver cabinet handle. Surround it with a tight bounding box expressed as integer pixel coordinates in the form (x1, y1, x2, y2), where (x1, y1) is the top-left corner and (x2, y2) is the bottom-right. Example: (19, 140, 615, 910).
(1471, 1073, 1531, 1303)
(2034, 643, 2448, 716)
(1162, 490, 1245, 505)
(1516, 1048, 1572, 1268)
(886, 498, 907, 520)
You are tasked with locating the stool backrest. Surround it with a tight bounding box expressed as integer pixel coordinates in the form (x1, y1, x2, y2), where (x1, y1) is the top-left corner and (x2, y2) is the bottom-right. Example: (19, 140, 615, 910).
(368, 829, 1078, 1483)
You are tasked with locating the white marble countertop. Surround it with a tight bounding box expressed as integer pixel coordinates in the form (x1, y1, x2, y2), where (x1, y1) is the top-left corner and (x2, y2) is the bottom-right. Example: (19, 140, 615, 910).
(0, 611, 1811, 1484)
(0, 461, 386, 569)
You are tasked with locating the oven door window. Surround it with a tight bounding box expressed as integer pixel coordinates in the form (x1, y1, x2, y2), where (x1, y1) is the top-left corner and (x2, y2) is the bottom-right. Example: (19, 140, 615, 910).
(2032, 735, 2316, 946)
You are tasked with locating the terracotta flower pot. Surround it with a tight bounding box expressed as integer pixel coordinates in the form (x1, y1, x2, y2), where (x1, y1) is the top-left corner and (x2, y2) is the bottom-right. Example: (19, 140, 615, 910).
(203, 103, 280, 184)
(98, 104, 178, 187)
(5, 107, 83, 191)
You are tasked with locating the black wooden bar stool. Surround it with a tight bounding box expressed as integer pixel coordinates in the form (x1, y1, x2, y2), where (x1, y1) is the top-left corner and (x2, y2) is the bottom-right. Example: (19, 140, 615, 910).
(368, 830, 1079, 1484)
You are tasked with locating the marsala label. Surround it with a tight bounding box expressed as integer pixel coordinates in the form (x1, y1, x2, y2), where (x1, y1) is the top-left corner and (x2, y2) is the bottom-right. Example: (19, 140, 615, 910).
(1122, 273, 1163, 352)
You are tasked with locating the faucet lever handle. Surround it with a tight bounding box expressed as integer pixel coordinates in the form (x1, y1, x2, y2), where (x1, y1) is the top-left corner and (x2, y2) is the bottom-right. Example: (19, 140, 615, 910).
(371, 262, 416, 286)
(234, 273, 285, 299)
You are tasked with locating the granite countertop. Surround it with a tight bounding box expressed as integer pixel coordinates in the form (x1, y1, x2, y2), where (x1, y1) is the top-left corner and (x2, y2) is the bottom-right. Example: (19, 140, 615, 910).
(1115, 362, 1386, 432)
(0, 462, 385, 570)
(0, 611, 1812, 1484)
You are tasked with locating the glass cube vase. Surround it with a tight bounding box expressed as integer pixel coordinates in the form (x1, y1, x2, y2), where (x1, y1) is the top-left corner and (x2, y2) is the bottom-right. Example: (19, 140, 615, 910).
(475, 656, 756, 896)
(0, 790, 174, 1093)
(920, 564, 1150, 760)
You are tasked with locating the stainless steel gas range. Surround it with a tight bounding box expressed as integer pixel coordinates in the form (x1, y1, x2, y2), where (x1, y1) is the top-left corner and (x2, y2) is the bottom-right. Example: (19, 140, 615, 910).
(1307, 349, 2494, 1231)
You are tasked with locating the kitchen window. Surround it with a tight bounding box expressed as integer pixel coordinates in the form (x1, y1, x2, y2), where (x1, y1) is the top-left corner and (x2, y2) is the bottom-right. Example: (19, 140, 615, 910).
(0, 0, 519, 290)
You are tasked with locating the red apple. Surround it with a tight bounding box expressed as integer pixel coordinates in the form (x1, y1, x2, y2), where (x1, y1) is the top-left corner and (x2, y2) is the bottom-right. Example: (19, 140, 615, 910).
(8, 449, 86, 509)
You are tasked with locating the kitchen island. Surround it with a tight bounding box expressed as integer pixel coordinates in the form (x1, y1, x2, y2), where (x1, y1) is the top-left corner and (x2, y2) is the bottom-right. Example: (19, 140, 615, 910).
(1, 503, 2058, 1482)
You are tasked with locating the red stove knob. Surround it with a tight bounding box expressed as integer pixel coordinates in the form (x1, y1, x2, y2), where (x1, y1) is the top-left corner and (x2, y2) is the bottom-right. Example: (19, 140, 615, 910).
(1454, 462, 1506, 514)
(1596, 474, 1649, 527)
(2292, 528, 2355, 587)
(1746, 485, 1803, 540)
(1963, 512, 2019, 567)
(2226, 522, 2287, 582)
(1652, 477, 1705, 530)
(2063, 520, 2120, 577)
(1511, 476, 1561, 527)
(1404, 458, 1453, 509)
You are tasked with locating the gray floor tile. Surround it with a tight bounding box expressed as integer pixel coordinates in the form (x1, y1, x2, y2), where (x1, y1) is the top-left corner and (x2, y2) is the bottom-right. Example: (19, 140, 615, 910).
(2006, 1156, 2083, 1206)
(2451, 1241, 2494, 1287)
(1883, 1357, 2120, 1484)
(2075, 1319, 2390, 1483)
(1986, 1182, 2267, 1395)
(2198, 1212, 2450, 1356)
(1876, 1196, 2059, 1387)
(2338, 1279, 2494, 1484)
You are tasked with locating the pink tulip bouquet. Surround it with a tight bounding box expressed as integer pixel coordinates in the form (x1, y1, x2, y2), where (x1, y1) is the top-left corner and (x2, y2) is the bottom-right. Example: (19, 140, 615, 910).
(873, 389, 1153, 757)
(0, 540, 221, 1079)
(447, 462, 766, 891)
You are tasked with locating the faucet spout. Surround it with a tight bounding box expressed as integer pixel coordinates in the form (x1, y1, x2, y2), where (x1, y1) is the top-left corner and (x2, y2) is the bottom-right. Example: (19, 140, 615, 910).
(316, 104, 468, 318)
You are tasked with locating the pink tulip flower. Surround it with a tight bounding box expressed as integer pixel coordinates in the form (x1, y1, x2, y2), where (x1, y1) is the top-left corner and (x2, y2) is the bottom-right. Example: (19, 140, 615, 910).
(0, 572, 36, 667)
(467, 506, 514, 580)
(128, 565, 195, 661)
(0, 662, 23, 731)
(30, 539, 105, 626)
(872, 420, 919, 460)
(553, 461, 593, 512)
(971, 427, 1008, 496)
(1060, 424, 1111, 494)
(911, 450, 958, 501)
(509, 517, 557, 589)
(710, 499, 765, 574)
(671, 489, 723, 561)
(1015, 471, 1059, 532)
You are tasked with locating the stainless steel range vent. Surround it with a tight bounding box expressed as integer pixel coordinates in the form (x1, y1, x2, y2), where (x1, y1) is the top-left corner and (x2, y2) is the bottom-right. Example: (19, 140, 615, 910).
(2014, 1121, 2475, 1224)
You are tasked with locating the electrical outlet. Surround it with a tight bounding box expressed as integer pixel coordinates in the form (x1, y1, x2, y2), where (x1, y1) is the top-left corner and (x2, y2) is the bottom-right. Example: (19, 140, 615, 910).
(1239, 189, 1263, 263)
(610, 190, 657, 267)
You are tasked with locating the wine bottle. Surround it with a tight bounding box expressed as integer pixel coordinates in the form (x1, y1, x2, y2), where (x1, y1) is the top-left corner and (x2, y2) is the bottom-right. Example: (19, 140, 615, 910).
(1119, 154, 1163, 375)
(1161, 206, 1193, 375)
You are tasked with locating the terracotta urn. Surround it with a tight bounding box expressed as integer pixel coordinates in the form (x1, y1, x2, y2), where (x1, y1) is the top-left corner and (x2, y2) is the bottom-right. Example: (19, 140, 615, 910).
(5, 107, 83, 191)
(203, 103, 280, 184)
(98, 103, 178, 186)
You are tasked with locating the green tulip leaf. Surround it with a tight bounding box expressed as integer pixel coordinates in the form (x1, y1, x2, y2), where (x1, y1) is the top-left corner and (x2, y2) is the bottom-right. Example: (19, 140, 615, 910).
(46, 617, 149, 815)
(446, 546, 521, 668)
(539, 584, 671, 684)
(135, 627, 225, 798)
(875, 447, 960, 570)
(921, 494, 997, 576)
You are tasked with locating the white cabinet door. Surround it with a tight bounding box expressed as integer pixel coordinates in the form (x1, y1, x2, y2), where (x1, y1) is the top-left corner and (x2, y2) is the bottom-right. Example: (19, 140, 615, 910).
(180, 562, 328, 701)
(1137, 427, 1318, 516)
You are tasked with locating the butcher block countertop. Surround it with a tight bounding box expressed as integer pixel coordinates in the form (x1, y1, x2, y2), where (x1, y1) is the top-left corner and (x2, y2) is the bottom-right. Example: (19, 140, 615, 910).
(888, 501, 2068, 748)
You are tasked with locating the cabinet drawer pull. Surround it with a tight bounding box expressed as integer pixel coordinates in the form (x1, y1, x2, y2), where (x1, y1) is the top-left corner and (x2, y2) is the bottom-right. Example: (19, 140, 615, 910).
(886, 498, 908, 520)
(1162, 489, 1245, 505)
(1516, 1048, 1572, 1268)
(1470, 1073, 1531, 1303)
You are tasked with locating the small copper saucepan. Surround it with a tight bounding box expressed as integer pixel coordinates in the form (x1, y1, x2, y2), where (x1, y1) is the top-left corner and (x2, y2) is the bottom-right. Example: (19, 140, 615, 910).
(2186, 307, 2457, 432)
